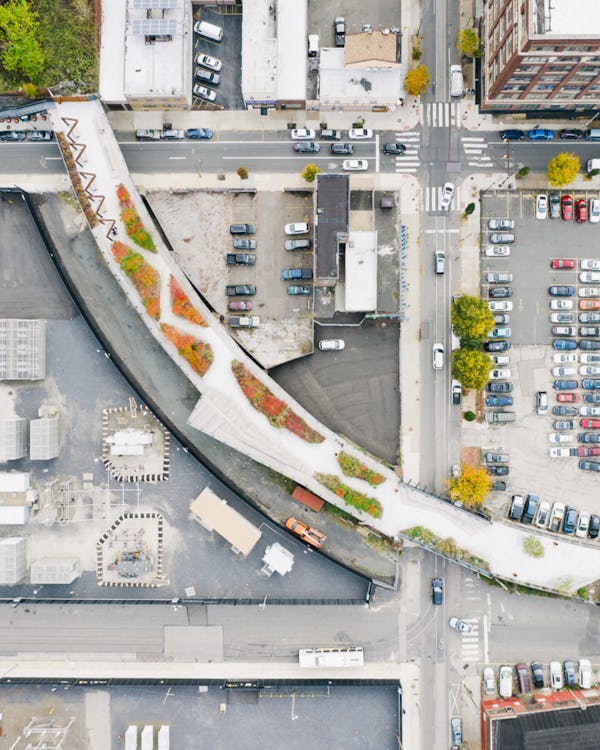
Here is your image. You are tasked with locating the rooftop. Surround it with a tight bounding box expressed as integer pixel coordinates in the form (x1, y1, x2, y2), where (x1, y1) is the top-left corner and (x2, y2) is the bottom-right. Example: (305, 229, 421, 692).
(314, 173, 349, 281)
(533, 0, 600, 37)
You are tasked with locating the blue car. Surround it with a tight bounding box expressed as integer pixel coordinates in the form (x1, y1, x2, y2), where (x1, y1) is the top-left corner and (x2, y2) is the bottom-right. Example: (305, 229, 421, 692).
(549, 285, 575, 296)
(500, 129, 525, 141)
(584, 393, 600, 403)
(553, 339, 578, 350)
(185, 128, 213, 139)
(554, 380, 579, 390)
(583, 378, 600, 390)
(563, 507, 577, 534)
(486, 395, 513, 406)
(528, 128, 555, 141)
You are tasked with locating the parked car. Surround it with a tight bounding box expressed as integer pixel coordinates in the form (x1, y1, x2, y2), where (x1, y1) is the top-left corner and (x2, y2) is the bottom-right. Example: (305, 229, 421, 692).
(552, 366, 577, 376)
(318, 339, 345, 351)
(552, 405, 578, 416)
(551, 299, 574, 310)
(293, 141, 320, 153)
(499, 665, 513, 698)
(233, 239, 257, 250)
(194, 67, 220, 85)
(560, 128, 583, 140)
(578, 447, 600, 457)
(554, 380, 579, 390)
(228, 299, 252, 311)
(549, 285, 575, 296)
(228, 315, 259, 328)
(492, 481, 507, 491)
(195, 52, 222, 71)
(440, 182, 455, 211)
(448, 617, 474, 634)
(581, 325, 600, 338)
(579, 659, 592, 689)
(484, 452, 509, 463)
(282, 268, 312, 280)
(486, 396, 513, 406)
(285, 239, 311, 251)
(531, 661, 544, 689)
(563, 507, 577, 534)
(193, 84, 216, 102)
(225, 284, 256, 296)
(452, 380, 462, 405)
(552, 326, 576, 337)
(330, 143, 354, 155)
(185, 128, 213, 140)
(490, 233, 515, 244)
(287, 285, 311, 295)
(576, 198, 588, 223)
(342, 159, 368, 171)
(290, 128, 316, 140)
(450, 717, 462, 745)
(487, 271, 513, 283)
(580, 339, 600, 350)
(536, 194, 548, 219)
(589, 515, 600, 538)
(432, 343, 445, 370)
(548, 433, 574, 443)
(521, 495, 539, 524)
(0, 131, 25, 141)
(516, 663, 532, 693)
(26, 130, 54, 141)
(561, 194, 573, 220)
(488, 286, 513, 298)
(579, 273, 600, 285)
(230, 223, 256, 235)
(549, 502, 566, 532)
(500, 129, 525, 141)
(431, 578, 443, 605)
(581, 259, 600, 271)
(550, 661, 563, 689)
(584, 393, 600, 403)
(579, 312, 600, 323)
(549, 192, 560, 219)
(583, 378, 600, 389)
(347, 128, 373, 139)
(489, 301, 513, 312)
(382, 142, 406, 155)
(579, 432, 600, 443)
(535, 501, 550, 528)
(553, 352, 578, 363)
(580, 405, 600, 414)
(320, 129, 341, 140)
(284, 222, 310, 235)
(488, 218, 515, 230)
(553, 419, 576, 430)
(580, 300, 600, 310)
(226, 253, 255, 266)
(557, 392, 580, 402)
(575, 510, 591, 536)
(528, 128, 554, 140)
(563, 660, 576, 687)
(487, 382, 513, 393)
(552, 339, 577, 351)
(490, 368, 512, 380)
(550, 258, 575, 269)
(483, 666, 496, 694)
(589, 198, 600, 224)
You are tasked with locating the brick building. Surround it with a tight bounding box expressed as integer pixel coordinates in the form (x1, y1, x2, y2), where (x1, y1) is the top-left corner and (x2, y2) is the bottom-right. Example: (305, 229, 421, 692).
(480, 0, 600, 115)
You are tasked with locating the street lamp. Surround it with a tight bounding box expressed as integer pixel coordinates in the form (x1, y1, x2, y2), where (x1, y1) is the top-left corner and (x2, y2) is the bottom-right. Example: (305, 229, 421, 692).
(582, 111, 600, 130)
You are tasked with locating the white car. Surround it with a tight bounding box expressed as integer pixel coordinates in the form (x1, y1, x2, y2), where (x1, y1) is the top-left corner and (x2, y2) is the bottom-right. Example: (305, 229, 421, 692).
(193, 84, 216, 102)
(548, 433, 574, 443)
(580, 353, 600, 363)
(347, 128, 373, 139)
(489, 368, 511, 379)
(290, 129, 316, 140)
(535, 500, 550, 526)
(581, 259, 600, 271)
(548, 447, 572, 458)
(489, 301, 513, 312)
(550, 661, 564, 690)
(550, 312, 575, 324)
(484, 245, 511, 257)
(284, 222, 310, 235)
(536, 193, 548, 220)
(575, 511, 591, 538)
(499, 666, 513, 698)
(440, 182, 455, 211)
(579, 287, 600, 297)
(589, 199, 600, 224)
(552, 366, 577, 377)
(483, 667, 496, 695)
(491, 355, 510, 366)
(580, 366, 600, 376)
(318, 339, 345, 351)
(550, 299, 574, 310)
(579, 659, 592, 689)
(553, 352, 578, 363)
(342, 159, 368, 171)
(195, 52, 222, 71)
(433, 343, 444, 370)
(580, 406, 600, 416)
(580, 271, 600, 283)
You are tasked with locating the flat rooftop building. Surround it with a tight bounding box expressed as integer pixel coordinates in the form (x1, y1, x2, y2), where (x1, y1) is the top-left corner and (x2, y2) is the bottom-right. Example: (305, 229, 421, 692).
(0, 319, 46, 380)
(190, 487, 261, 558)
(0, 417, 27, 461)
(314, 174, 349, 283)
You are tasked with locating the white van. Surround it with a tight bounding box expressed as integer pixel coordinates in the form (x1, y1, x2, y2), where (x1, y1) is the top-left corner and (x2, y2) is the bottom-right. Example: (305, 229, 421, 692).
(194, 20, 223, 42)
(450, 65, 464, 98)
(308, 34, 319, 58)
(587, 159, 600, 173)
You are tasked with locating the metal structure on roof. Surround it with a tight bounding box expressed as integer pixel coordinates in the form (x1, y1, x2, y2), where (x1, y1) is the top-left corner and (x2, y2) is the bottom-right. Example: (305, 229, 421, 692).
(131, 18, 177, 35)
(132, 0, 179, 8)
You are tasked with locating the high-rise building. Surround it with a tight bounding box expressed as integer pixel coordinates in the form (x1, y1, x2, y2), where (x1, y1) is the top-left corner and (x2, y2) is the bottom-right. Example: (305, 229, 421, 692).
(480, 0, 600, 115)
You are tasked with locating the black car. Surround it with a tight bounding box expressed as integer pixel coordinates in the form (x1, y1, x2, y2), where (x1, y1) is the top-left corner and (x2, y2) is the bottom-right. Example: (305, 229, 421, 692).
(225, 284, 256, 296)
(549, 192, 560, 219)
(431, 578, 443, 605)
(579, 432, 600, 443)
(382, 143, 406, 155)
(499, 129, 525, 141)
(330, 143, 354, 155)
(489, 286, 513, 298)
(484, 340, 511, 352)
(487, 382, 513, 393)
(487, 465, 509, 476)
(492, 480, 507, 492)
(229, 223, 256, 235)
(563, 507, 577, 534)
(588, 514, 600, 539)
(0, 131, 25, 141)
(531, 661, 544, 689)
(559, 128, 583, 140)
(293, 142, 320, 153)
(563, 660, 576, 687)
(521, 494, 539, 524)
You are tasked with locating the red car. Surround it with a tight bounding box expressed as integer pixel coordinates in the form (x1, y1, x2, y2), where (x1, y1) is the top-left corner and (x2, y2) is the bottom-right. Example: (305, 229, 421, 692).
(580, 419, 600, 428)
(228, 299, 253, 311)
(561, 194, 573, 221)
(577, 446, 600, 456)
(550, 258, 576, 269)
(576, 198, 588, 223)
(557, 393, 580, 402)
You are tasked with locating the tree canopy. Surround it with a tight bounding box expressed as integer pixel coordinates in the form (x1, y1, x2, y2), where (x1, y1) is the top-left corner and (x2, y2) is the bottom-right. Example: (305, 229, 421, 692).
(0, 0, 45, 81)
(451, 294, 495, 343)
(451, 348, 492, 390)
(546, 152, 580, 187)
(456, 29, 481, 58)
(404, 65, 430, 96)
(447, 464, 491, 508)
(301, 163, 321, 183)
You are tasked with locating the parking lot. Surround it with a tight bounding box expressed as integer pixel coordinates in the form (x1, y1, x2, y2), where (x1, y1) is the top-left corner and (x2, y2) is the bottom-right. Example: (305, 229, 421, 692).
(192, 6, 243, 110)
(477, 188, 600, 532)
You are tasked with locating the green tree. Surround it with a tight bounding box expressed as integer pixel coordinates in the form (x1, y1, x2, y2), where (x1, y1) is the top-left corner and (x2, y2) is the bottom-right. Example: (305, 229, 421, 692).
(451, 348, 492, 390)
(522, 536, 544, 559)
(457, 29, 481, 58)
(451, 294, 495, 342)
(404, 65, 430, 96)
(301, 163, 321, 183)
(447, 464, 491, 508)
(516, 166, 530, 178)
(237, 166, 249, 179)
(0, 0, 45, 81)
(547, 152, 580, 187)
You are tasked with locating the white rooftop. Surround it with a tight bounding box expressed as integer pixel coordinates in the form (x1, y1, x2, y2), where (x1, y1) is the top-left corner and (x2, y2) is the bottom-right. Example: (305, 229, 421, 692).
(319, 48, 405, 105)
(540, 0, 600, 37)
(344, 231, 378, 312)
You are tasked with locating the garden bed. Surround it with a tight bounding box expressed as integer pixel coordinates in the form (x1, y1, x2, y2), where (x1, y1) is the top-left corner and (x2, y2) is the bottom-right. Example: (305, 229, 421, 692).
(169, 275, 206, 326)
(117, 184, 156, 252)
(316, 473, 383, 519)
(338, 450, 385, 486)
(111, 242, 161, 319)
(161, 323, 213, 376)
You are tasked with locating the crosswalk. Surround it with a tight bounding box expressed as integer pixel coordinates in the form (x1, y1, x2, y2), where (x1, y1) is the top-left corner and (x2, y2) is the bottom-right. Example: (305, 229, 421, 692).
(421, 185, 457, 213)
(422, 101, 462, 129)
(459, 575, 484, 663)
(393, 131, 421, 173)
(462, 136, 492, 168)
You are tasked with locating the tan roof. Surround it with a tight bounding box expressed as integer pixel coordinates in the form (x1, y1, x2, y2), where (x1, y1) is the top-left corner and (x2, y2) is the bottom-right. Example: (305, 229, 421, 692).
(190, 487, 261, 557)
(345, 30, 400, 67)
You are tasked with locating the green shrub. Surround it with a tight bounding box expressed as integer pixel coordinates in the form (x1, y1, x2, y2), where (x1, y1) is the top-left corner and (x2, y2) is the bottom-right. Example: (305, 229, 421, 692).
(464, 411, 476, 421)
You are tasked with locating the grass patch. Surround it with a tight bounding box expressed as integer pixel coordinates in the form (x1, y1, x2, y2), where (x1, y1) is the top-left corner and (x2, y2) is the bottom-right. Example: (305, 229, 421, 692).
(267, 468, 296, 495)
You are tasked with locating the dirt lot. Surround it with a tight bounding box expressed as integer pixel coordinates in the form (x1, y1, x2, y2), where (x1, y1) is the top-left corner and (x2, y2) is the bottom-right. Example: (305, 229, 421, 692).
(146, 189, 316, 368)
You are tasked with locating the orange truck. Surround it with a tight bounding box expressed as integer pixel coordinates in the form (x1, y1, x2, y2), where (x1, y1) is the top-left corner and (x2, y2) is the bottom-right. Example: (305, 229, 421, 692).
(285, 517, 327, 547)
